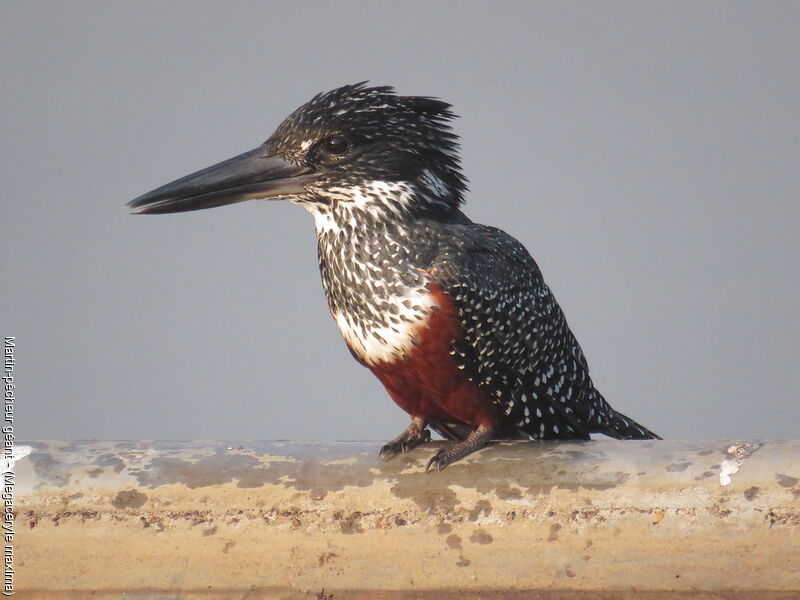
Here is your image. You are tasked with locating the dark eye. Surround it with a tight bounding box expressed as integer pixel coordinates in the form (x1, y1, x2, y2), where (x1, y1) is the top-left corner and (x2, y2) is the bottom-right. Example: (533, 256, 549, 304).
(323, 135, 350, 155)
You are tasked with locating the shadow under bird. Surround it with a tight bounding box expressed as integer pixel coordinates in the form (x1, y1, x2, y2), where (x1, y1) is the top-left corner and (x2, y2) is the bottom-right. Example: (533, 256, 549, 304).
(128, 83, 659, 471)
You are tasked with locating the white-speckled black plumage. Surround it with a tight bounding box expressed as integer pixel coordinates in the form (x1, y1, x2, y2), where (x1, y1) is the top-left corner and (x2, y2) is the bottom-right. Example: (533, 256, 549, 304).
(129, 82, 660, 469)
(432, 222, 659, 441)
(313, 207, 658, 442)
(267, 83, 659, 443)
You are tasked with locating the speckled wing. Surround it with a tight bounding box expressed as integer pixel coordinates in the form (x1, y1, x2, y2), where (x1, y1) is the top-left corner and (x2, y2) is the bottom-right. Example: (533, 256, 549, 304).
(432, 224, 602, 440)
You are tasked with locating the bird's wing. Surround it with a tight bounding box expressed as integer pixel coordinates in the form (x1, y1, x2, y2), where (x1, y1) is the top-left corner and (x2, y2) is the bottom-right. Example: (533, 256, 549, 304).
(431, 224, 595, 439)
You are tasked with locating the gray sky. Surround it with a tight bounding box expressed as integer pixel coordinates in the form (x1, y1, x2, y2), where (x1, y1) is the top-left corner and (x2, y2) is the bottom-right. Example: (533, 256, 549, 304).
(2, 1, 798, 441)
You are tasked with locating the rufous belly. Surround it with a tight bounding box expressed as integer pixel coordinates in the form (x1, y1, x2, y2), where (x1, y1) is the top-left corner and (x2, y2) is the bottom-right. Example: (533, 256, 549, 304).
(367, 284, 500, 428)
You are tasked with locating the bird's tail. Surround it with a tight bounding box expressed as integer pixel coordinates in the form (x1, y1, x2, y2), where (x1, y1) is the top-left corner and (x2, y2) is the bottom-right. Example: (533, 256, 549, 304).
(603, 408, 662, 439)
(589, 389, 661, 440)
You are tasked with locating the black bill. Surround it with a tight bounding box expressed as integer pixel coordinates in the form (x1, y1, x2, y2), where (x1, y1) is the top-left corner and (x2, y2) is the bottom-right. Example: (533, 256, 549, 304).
(127, 145, 315, 214)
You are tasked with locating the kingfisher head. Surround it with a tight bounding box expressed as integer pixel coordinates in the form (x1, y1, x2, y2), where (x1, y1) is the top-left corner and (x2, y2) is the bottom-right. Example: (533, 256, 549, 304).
(128, 83, 467, 220)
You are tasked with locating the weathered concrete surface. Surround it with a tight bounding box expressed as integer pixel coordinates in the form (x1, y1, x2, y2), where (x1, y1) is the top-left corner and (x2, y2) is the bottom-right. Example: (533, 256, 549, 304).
(16, 440, 800, 599)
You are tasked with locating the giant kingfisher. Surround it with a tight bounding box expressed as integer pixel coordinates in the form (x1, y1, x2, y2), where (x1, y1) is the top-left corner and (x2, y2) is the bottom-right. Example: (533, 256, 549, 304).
(128, 83, 659, 471)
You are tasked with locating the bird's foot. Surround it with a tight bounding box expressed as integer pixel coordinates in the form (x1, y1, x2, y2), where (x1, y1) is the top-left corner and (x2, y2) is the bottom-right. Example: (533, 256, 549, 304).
(426, 424, 494, 472)
(379, 418, 430, 461)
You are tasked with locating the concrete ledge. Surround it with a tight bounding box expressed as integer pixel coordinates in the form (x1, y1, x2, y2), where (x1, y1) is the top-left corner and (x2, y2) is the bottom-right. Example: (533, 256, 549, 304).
(17, 440, 800, 598)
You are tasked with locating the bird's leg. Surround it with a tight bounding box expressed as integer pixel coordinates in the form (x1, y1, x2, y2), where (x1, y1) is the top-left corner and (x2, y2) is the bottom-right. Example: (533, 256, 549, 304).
(426, 423, 494, 472)
(379, 417, 431, 461)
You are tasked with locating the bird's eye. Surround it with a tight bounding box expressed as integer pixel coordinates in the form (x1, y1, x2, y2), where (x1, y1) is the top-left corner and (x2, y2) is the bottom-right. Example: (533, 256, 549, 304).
(323, 135, 350, 155)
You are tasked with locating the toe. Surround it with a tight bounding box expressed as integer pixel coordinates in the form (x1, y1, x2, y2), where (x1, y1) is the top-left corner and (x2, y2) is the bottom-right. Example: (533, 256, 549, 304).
(425, 450, 448, 472)
(379, 444, 399, 461)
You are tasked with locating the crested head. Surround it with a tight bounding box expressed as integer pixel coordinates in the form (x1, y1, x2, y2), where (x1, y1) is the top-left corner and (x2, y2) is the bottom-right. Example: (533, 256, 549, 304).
(128, 83, 467, 219)
(266, 83, 468, 215)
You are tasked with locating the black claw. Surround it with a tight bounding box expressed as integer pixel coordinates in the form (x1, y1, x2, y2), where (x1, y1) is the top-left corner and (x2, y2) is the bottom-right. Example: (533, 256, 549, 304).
(424, 424, 494, 472)
(379, 426, 431, 462)
(425, 449, 448, 472)
(379, 443, 400, 461)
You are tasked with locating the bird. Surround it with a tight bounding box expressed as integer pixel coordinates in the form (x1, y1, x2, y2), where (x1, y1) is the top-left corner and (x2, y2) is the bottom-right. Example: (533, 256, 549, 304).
(128, 82, 660, 471)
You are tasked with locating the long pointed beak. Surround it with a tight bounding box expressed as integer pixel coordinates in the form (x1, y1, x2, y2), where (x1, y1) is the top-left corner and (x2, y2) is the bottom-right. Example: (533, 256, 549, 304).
(127, 144, 316, 214)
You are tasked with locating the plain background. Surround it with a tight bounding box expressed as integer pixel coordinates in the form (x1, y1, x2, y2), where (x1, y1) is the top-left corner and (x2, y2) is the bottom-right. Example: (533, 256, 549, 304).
(2, 2, 798, 441)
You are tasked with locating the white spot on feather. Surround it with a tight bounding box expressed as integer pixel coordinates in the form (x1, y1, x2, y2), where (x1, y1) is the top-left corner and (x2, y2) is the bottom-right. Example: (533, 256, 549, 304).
(333, 285, 436, 365)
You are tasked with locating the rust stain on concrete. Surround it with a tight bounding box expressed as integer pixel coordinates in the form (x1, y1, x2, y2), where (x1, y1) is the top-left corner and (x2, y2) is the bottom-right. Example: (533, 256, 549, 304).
(111, 489, 147, 510)
(468, 528, 494, 544)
